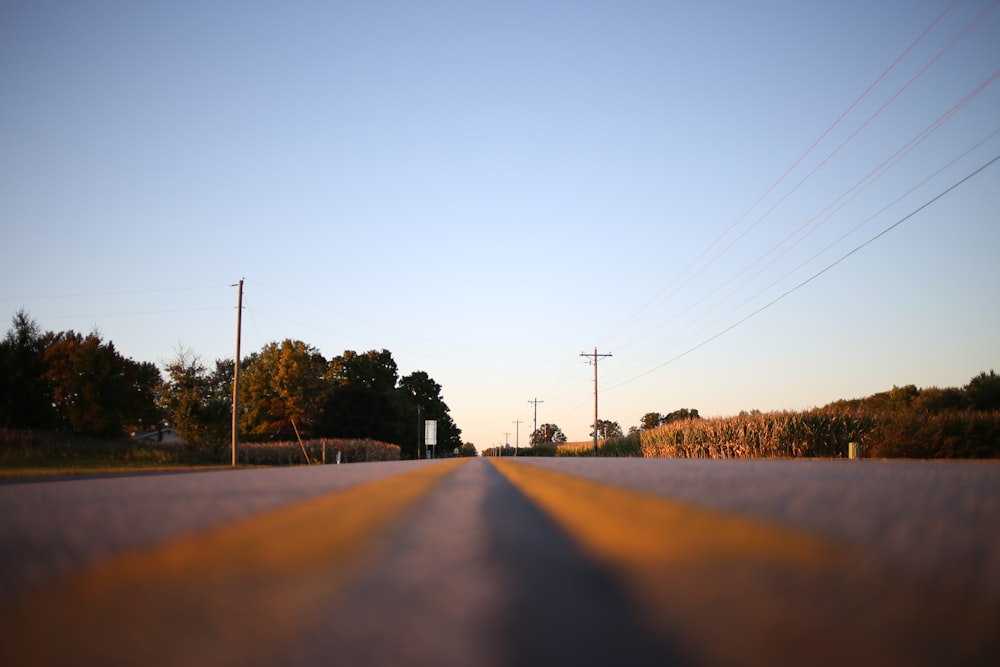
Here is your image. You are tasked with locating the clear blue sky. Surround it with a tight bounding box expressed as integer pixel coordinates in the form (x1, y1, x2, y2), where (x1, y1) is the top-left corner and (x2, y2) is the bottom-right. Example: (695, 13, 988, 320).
(3, 1, 998, 449)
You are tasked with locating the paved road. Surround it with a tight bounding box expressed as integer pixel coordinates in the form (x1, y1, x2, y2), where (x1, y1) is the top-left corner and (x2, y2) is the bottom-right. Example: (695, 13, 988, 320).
(1, 457, 998, 666)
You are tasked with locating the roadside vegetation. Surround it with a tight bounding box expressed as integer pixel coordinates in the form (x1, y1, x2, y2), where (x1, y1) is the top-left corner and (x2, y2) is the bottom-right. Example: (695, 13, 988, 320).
(638, 372, 1000, 459)
(0, 428, 223, 477)
(0, 309, 474, 473)
(238, 439, 401, 465)
(490, 374, 1000, 459)
(3, 310, 998, 467)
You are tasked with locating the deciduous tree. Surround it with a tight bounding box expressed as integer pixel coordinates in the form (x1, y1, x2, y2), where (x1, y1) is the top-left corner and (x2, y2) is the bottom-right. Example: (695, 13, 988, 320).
(239, 339, 327, 439)
(591, 419, 622, 440)
(0, 309, 53, 428)
(43, 329, 158, 437)
(530, 423, 567, 445)
(327, 349, 398, 391)
(158, 348, 230, 447)
(640, 412, 664, 430)
(398, 370, 462, 456)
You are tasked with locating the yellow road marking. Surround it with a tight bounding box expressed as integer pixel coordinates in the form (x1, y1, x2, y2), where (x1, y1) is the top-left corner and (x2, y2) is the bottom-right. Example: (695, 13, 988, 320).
(491, 458, 999, 667)
(491, 458, 842, 568)
(0, 459, 466, 667)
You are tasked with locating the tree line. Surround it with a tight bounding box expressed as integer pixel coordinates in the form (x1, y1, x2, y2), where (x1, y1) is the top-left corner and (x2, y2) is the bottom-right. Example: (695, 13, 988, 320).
(0, 310, 463, 459)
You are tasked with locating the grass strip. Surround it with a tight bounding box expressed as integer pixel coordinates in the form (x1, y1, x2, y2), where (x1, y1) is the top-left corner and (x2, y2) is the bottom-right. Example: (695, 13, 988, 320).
(0, 458, 466, 667)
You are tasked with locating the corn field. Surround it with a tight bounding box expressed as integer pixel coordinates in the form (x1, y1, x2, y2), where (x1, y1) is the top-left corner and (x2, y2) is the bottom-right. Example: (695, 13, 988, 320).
(556, 434, 643, 457)
(237, 438, 401, 465)
(639, 409, 1000, 459)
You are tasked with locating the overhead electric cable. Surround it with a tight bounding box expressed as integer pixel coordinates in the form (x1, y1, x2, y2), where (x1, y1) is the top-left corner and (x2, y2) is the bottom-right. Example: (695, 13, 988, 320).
(1, 284, 230, 301)
(595, 0, 965, 347)
(607, 67, 1000, 367)
(689, 127, 1000, 345)
(604, 152, 1000, 391)
(660, 0, 998, 312)
(42, 307, 230, 320)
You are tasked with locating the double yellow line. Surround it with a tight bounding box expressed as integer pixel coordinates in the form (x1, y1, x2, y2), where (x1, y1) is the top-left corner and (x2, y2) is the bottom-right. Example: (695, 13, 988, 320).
(3, 457, 995, 666)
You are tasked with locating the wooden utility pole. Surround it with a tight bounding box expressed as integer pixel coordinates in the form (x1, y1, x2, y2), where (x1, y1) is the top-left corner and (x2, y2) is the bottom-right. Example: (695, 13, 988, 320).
(512, 419, 522, 456)
(527, 398, 543, 445)
(232, 278, 243, 467)
(580, 348, 612, 456)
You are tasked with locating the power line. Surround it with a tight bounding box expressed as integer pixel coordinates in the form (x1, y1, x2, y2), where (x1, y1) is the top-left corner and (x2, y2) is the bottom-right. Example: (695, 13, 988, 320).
(648, 128, 1000, 374)
(604, 151, 1000, 391)
(596, 0, 967, 348)
(605, 69, 1000, 382)
(0, 284, 231, 301)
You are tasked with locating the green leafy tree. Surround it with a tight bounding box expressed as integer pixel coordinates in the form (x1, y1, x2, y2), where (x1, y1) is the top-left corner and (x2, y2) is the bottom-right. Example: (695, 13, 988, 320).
(327, 349, 399, 391)
(530, 423, 567, 445)
(158, 348, 230, 448)
(239, 339, 328, 439)
(318, 382, 398, 442)
(913, 386, 964, 413)
(0, 309, 54, 428)
(43, 329, 158, 437)
(130, 360, 165, 432)
(640, 412, 664, 430)
(397, 370, 462, 457)
(320, 349, 402, 442)
(965, 370, 1000, 411)
(663, 408, 700, 423)
(591, 419, 622, 440)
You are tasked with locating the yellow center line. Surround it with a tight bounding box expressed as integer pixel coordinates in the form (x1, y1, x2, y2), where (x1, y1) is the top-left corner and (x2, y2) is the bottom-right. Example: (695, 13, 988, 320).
(490, 458, 998, 667)
(0, 459, 467, 667)
(491, 455, 844, 565)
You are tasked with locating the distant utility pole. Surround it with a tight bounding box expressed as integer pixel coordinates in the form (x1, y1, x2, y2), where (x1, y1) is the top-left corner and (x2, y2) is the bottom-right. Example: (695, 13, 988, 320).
(580, 348, 612, 456)
(527, 398, 543, 445)
(231, 278, 244, 467)
(512, 419, 522, 456)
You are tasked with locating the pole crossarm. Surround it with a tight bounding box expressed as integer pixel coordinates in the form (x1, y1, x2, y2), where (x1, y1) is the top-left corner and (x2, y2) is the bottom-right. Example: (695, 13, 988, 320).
(528, 398, 543, 445)
(580, 348, 612, 456)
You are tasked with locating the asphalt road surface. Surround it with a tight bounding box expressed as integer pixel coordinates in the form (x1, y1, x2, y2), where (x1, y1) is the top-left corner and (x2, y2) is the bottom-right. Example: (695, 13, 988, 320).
(1, 457, 998, 666)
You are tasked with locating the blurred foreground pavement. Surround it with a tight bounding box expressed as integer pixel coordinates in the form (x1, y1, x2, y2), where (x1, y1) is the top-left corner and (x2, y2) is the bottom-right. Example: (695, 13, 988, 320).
(1, 457, 998, 666)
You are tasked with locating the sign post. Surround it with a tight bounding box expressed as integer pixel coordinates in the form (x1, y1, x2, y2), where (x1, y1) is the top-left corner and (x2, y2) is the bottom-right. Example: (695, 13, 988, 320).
(424, 420, 437, 459)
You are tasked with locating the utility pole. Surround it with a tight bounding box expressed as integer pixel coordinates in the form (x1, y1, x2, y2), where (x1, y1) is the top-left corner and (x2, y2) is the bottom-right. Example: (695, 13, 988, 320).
(416, 404, 422, 460)
(512, 419, 522, 456)
(231, 278, 244, 467)
(503, 431, 511, 457)
(580, 347, 612, 456)
(527, 398, 543, 446)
